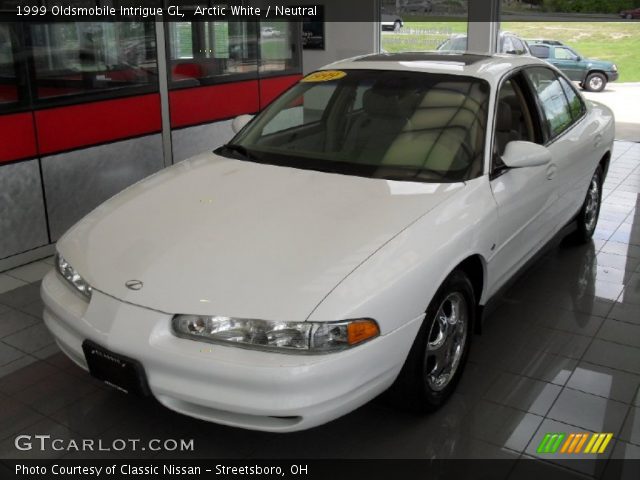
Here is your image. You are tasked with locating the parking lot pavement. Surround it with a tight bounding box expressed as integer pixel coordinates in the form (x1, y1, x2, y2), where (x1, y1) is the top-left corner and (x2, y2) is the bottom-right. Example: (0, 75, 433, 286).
(583, 83, 640, 142)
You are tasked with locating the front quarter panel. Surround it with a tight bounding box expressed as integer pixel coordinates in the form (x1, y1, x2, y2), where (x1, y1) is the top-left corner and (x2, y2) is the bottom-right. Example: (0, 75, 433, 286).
(308, 176, 498, 334)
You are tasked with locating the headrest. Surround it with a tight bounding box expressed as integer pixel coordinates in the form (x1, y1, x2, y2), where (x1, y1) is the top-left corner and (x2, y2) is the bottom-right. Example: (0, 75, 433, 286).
(496, 101, 513, 132)
(362, 88, 415, 119)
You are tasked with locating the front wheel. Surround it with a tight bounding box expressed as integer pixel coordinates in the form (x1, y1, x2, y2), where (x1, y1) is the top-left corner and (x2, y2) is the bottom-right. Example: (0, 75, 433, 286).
(573, 167, 602, 243)
(393, 20, 402, 32)
(386, 270, 474, 412)
(584, 72, 607, 92)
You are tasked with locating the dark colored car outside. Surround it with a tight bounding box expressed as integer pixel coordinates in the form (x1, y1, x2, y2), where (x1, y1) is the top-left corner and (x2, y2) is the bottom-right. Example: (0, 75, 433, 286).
(528, 42, 618, 92)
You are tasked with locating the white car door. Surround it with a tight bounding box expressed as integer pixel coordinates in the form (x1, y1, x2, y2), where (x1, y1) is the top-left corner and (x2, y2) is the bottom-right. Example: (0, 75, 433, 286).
(487, 74, 558, 294)
(523, 67, 596, 232)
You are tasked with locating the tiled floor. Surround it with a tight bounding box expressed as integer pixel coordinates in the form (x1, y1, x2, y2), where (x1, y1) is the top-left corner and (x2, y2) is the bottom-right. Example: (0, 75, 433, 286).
(0, 141, 639, 477)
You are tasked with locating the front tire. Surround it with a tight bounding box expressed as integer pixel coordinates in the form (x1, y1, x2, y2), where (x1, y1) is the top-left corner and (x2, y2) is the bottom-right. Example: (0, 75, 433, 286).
(584, 72, 607, 92)
(386, 270, 474, 412)
(573, 167, 602, 243)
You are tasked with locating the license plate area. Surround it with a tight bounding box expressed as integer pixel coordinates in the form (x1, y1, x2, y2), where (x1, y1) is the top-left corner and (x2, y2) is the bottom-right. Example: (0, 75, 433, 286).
(82, 340, 150, 396)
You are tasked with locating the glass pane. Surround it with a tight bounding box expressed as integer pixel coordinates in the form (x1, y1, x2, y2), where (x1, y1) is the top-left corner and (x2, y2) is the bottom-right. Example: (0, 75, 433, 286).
(168, 20, 259, 86)
(0, 23, 18, 105)
(558, 76, 584, 121)
(30, 22, 157, 100)
(380, 0, 467, 53)
(259, 21, 300, 74)
(525, 67, 573, 138)
(233, 70, 489, 183)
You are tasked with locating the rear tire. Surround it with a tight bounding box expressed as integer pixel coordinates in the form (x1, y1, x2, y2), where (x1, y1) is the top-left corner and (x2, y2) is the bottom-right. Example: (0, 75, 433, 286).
(573, 167, 602, 244)
(385, 270, 474, 412)
(584, 72, 607, 92)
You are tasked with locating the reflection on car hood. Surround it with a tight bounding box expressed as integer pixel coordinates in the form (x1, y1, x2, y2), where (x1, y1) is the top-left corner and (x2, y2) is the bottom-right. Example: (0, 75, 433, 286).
(57, 153, 463, 320)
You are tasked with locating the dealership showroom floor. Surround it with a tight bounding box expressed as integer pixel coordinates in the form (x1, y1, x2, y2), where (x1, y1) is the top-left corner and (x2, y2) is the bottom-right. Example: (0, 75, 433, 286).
(0, 140, 637, 477)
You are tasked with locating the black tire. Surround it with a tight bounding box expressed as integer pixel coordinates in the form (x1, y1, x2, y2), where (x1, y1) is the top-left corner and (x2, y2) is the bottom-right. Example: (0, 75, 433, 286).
(584, 72, 607, 92)
(385, 270, 475, 412)
(393, 20, 402, 32)
(573, 166, 603, 244)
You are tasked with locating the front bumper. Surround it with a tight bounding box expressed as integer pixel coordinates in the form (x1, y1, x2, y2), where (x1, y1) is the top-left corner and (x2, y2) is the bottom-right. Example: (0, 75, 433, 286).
(41, 271, 422, 432)
(606, 71, 619, 82)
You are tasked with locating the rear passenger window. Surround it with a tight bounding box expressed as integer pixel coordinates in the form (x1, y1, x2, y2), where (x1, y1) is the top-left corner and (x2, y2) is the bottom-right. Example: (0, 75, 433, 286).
(558, 76, 585, 121)
(525, 67, 573, 140)
(529, 45, 550, 59)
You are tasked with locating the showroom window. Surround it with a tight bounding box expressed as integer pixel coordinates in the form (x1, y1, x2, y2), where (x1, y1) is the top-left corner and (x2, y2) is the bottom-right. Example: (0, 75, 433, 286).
(258, 21, 301, 76)
(0, 22, 25, 112)
(28, 21, 158, 102)
(524, 67, 573, 140)
(167, 20, 259, 87)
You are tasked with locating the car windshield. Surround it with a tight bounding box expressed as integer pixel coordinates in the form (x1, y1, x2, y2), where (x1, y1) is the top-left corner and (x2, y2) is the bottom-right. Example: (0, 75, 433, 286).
(438, 37, 468, 51)
(220, 69, 489, 183)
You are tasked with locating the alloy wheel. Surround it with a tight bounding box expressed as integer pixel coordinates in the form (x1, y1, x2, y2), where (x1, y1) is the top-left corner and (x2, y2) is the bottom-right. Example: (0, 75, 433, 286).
(425, 292, 468, 391)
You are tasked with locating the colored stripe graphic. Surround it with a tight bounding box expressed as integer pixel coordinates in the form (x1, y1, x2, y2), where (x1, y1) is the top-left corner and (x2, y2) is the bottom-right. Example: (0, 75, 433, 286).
(537, 433, 565, 453)
(538, 432, 613, 454)
(584, 433, 613, 454)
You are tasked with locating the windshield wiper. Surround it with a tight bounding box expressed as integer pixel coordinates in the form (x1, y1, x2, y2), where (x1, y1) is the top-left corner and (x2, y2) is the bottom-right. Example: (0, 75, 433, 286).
(216, 143, 258, 160)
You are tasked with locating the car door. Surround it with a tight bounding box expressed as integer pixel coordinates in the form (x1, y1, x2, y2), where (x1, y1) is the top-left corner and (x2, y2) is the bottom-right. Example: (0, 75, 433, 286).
(530, 70, 594, 230)
(487, 73, 558, 293)
(551, 47, 584, 81)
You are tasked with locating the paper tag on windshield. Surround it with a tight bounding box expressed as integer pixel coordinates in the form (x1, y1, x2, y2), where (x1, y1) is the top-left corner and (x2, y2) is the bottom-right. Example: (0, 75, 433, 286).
(301, 70, 347, 82)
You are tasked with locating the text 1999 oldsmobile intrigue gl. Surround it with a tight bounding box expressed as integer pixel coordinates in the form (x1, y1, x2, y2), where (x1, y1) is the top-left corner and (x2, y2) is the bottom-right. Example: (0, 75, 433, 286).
(42, 53, 614, 432)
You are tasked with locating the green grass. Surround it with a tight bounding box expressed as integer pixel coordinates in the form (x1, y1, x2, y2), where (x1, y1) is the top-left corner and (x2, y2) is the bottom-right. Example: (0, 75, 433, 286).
(382, 21, 640, 82)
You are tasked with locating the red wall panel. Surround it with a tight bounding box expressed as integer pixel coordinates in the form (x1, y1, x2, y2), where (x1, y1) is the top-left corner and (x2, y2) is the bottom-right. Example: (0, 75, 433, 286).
(259, 75, 302, 109)
(0, 112, 37, 164)
(169, 80, 260, 128)
(35, 93, 161, 155)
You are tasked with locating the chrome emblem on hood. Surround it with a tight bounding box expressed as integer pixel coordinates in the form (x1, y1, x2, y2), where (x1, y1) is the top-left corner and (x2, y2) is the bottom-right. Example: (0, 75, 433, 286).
(125, 280, 144, 291)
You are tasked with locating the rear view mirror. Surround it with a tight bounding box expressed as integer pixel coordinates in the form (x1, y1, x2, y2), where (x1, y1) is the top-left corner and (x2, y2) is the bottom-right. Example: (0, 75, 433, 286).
(231, 114, 254, 134)
(501, 141, 551, 168)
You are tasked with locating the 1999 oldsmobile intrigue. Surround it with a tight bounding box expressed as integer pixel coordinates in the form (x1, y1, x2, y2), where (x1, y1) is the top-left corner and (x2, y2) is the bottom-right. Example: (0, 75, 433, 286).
(42, 53, 614, 432)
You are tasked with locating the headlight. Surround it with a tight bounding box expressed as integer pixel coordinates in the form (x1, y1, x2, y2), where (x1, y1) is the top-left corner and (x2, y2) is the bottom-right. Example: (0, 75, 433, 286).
(55, 254, 92, 300)
(172, 315, 380, 354)
(612, 64, 618, 71)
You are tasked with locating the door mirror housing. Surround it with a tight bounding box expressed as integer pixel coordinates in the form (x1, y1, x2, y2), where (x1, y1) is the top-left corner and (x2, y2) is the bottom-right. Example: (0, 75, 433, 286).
(231, 114, 254, 134)
(501, 141, 551, 169)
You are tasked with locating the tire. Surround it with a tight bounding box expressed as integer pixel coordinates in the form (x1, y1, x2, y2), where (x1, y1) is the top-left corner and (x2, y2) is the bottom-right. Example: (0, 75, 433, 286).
(385, 270, 475, 412)
(584, 72, 607, 92)
(393, 20, 402, 32)
(626, 13, 633, 19)
(573, 166, 603, 244)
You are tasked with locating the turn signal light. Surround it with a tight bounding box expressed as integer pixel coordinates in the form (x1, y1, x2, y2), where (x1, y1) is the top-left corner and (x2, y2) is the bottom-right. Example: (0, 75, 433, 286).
(347, 320, 380, 345)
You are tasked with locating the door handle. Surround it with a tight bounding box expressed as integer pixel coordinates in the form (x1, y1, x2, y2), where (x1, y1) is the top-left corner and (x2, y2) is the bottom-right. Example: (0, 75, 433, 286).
(546, 164, 557, 180)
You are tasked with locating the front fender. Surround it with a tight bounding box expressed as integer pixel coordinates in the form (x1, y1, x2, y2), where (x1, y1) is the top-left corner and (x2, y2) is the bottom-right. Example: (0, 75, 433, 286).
(308, 176, 498, 334)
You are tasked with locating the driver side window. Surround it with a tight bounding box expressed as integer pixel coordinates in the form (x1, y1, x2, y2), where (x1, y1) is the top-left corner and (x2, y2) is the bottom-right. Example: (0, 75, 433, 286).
(492, 76, 536, 172)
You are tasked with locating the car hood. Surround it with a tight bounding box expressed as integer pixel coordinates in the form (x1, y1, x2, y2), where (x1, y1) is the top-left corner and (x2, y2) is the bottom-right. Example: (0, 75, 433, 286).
(57, 153, 463, 320)
(584, 58, 615, 69)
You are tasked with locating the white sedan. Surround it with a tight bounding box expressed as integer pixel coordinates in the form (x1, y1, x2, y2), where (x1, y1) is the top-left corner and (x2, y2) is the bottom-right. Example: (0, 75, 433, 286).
(42, 53, 614, 432)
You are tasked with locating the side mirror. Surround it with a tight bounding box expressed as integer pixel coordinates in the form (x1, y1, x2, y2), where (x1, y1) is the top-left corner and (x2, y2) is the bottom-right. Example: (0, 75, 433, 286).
(231, 114, 254, 134)
(501, 141, 551, 169)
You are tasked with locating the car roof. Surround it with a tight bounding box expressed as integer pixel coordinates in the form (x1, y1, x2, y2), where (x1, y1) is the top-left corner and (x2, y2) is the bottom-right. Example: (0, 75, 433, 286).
(321, 52, 549, 86)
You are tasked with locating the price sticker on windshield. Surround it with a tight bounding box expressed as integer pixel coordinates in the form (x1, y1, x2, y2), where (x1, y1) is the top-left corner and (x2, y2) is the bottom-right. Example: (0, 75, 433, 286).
(301, 70, 347, 82)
